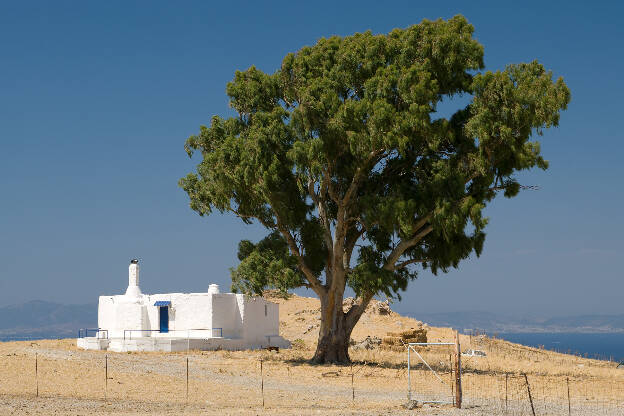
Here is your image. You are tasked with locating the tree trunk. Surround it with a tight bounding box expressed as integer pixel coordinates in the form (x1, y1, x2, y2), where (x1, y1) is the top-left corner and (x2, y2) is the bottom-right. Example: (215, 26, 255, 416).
(312, 291, 353, 364)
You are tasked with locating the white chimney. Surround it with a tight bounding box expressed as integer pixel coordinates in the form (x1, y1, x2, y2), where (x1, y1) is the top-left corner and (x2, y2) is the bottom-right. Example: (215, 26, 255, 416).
(208, 284, 220, 295)
(125, 259, 142, 298)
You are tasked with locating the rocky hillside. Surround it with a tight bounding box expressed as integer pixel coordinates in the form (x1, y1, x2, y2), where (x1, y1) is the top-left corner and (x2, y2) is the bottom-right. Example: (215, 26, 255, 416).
(268, 293, 456, 347)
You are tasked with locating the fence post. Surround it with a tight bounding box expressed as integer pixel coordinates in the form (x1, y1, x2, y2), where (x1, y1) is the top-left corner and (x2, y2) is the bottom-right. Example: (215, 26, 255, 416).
(407, 345, 411, 401)
(186, 357, 189, 403)
(454, 331, 462, 408)
(35, 352, 38, 398)
(567, 377, 571, 416)
(260, 359, 264, 408)
(505, 373, 508, 413)
(523, 373, 536, 416)
(449, 353, 454, 406)
(105, 354, 108, 400)
(351, 363, 354, 401)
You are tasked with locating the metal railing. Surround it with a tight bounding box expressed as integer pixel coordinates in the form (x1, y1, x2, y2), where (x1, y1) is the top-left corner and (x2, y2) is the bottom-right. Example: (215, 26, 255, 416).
(78, 328, 108, 339)
(123, 328, 223, 340)
(123, 329, 160, 340)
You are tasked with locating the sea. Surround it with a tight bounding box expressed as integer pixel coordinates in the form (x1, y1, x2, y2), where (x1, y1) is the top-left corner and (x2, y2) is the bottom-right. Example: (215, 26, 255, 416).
(496, 332, 624, 362)
(0, 333, 73, 342)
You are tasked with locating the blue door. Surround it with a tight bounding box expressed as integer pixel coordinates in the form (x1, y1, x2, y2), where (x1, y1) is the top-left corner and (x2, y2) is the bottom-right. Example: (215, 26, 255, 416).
(159, 306, 169, 333)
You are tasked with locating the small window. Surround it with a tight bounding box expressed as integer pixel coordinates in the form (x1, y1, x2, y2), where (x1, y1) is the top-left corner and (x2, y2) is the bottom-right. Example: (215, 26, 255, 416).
(264, 305, 268, 316)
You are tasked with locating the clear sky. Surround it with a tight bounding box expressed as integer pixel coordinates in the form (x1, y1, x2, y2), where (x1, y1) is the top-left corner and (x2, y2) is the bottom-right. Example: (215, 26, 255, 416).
(1, 1, 622, 317)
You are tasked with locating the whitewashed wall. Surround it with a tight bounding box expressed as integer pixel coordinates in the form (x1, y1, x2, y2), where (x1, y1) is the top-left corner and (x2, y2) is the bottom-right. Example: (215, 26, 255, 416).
(211, 294, 240, 338)
(96, 291, 281, 343)
(98, 296, 147, 338)
(98, 297, 117, 336)
(146, 293, 215, 338)
(241, 297, 280, 343)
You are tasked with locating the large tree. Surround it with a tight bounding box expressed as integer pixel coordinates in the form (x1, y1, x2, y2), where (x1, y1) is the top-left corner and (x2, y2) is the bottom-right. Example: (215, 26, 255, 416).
(180, 16, 570, 363)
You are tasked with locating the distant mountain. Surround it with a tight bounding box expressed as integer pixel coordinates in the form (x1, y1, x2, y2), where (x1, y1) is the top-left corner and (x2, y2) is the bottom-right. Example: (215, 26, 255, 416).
(411, 311, 510, 331)
(411, 311, 624, 334)
(0, 300, 96, 340)
(541, 314, 624, 333)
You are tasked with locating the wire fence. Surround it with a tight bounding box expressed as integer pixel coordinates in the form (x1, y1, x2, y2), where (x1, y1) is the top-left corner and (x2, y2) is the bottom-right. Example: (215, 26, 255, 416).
(406, 344, 457, 405)
(0, 352, 398, 411)
(0, 349, 623, 414)
(462, 371, 624, 415)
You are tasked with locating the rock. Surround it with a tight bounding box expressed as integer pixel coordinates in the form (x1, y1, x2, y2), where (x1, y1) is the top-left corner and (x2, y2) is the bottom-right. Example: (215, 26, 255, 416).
(402, 400, 421, 409)
(342, 297, 356, 312)
(376, 300, 392, 315)
(352, 336, 382, 350)
(462, 349, 487, 357)
(363, 299, 393, 315)
(344, 298, 392, 315)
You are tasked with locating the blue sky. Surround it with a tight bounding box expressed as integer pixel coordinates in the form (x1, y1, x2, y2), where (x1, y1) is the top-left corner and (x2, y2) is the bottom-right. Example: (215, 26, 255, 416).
(1, 1, 622, 317)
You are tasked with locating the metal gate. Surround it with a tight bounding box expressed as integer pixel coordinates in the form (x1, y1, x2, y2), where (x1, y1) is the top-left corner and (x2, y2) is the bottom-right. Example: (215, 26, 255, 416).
(407, 342, 456, 405)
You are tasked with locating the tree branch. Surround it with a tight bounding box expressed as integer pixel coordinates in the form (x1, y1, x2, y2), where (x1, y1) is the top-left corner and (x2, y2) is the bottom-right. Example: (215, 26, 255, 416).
(323, 166, 340, 205)
(410, 214, 432, 236)
(342, 149, 385, 208)
(308, 178, 334, 260)
(270, 208, 325, 294)
(229, 208, 276, 229)
(231, 206, 324, 293)
(394, 258, 429, 270)
(331, 149, 385, 290)
(278, 225, 325, 294)
(345, 291, 375, 330)
(384, 224, 434, 271)
(380, 170, 500, 273)
(343, 225, 365, 272)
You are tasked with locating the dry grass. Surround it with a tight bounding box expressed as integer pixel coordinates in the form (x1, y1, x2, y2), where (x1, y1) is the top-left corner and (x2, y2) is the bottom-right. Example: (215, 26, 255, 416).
(0, 294, 623, 415)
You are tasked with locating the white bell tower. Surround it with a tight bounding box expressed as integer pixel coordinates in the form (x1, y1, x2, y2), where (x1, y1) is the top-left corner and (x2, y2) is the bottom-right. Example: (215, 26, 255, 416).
(125, 259, 142, 298)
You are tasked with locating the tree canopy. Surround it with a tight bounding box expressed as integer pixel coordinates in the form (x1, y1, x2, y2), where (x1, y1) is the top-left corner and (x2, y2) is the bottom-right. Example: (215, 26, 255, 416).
(180, 15, 570, 362)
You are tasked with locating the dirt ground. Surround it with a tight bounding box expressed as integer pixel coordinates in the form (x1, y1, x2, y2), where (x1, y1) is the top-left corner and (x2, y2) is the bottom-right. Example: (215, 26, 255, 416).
(1, 294, 622, 415)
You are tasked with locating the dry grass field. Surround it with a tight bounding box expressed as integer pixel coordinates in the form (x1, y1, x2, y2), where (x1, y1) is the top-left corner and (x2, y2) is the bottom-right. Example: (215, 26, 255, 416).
(1, 294, 623, 415)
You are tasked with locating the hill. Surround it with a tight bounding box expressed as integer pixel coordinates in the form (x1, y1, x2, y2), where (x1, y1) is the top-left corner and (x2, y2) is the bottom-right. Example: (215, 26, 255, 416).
(0, 300, 96, 340)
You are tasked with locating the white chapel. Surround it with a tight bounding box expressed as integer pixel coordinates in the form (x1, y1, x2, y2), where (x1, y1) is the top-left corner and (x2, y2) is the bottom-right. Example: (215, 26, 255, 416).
(77, 259, 290, 352)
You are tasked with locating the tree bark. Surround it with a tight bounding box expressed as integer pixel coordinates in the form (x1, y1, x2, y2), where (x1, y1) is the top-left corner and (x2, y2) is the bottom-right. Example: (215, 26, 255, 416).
(312, 290, 353, 364)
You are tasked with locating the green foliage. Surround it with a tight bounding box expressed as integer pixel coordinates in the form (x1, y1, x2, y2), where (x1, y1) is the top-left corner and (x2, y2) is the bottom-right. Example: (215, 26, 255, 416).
(230, 232, 305, 297)
(349, 246, 411, 300)
(181, 15, 569, 302)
